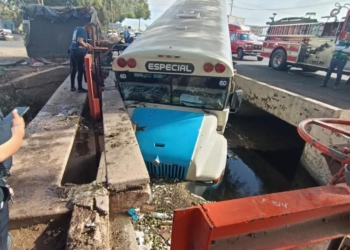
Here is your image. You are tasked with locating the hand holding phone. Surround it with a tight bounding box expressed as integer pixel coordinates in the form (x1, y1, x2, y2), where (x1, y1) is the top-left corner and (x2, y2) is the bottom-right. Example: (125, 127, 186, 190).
(11, 109, 25, 139)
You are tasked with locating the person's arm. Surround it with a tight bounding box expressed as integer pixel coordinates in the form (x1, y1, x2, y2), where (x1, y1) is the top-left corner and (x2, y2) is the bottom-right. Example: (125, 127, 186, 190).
(334, 40, 344, 51)
(0, 110, 25, 162)
(76, 28, 93, 50)
(342, 46, 350, 53)
(77, 37, 93, 50)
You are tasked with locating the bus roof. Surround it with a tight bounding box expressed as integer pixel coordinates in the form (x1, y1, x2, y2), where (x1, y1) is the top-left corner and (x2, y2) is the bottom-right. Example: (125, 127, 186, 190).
(112, 0, 234, 77)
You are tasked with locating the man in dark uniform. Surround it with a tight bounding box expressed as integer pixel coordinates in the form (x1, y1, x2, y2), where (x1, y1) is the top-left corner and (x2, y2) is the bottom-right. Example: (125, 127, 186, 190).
(319, 32, 350, 89)
(0, 109, 25, 249)
(69, 23, 94, 92)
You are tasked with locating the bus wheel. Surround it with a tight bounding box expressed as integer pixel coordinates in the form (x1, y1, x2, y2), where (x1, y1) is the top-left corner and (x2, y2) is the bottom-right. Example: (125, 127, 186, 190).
(257, 56, 263, 61)
(271, 49, 287, 71)
(237, 48, 244, 60)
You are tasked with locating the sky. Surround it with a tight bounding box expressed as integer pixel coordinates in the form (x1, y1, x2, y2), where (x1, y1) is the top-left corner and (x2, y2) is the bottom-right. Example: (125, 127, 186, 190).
(122, 0, 350, 30)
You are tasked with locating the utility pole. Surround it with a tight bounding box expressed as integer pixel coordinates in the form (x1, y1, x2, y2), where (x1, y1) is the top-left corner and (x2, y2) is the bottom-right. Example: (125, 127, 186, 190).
(230, 0, 233, 16)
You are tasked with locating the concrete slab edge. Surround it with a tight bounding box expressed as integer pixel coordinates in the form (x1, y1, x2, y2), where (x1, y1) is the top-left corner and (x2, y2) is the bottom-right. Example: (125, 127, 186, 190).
(0, 66, 69, 91)
(235, 74, 344, 126)
(9, 210, 70, 230)
(14, 66, 70, 90)
(109, 213, 138, 250)
(8, 76, 87, 224)
(109, 184, 152, 214)
(97, 151, 107, 185)
(67, 204, 109, 250)
(102, 76, 150, 192)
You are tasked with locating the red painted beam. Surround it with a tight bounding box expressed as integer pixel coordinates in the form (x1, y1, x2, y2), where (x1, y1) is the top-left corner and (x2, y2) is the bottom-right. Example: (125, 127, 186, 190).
(171, 184, 350, 250)
(84, 54, 102, 121)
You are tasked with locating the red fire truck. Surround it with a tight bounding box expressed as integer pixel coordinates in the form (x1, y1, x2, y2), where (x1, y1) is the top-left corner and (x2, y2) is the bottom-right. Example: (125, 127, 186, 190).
(229, 22, 264, 61)
(261, 3, 350, 73)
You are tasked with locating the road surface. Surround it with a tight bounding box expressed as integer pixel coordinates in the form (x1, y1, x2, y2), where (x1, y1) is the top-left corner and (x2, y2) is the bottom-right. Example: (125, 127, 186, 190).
(0, 41, 349, 108)
(0, 39, 27, 63)
(234, 56, 350, 109)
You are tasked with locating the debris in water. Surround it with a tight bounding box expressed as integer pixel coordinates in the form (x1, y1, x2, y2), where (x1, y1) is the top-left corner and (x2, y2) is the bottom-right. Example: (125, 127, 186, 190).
(132, 178, 212, 249)
(32, 62, 44, 67)
(191, 193, 206, 201)
(150, 212, 171, 220)
(140, 204, 157, 214)
(227, 148, 234, 158)
(127, 208, 139, 221)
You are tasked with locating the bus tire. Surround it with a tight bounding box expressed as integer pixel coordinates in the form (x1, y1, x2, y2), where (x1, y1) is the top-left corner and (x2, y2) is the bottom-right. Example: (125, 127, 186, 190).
(237, 48, 244, 60)
(271, 49, 287, 71)
(257, 56, 263, 61)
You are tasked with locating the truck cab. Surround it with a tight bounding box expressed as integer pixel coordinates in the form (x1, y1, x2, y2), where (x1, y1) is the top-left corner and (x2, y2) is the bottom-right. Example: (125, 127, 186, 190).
(229, 23, 263, 61)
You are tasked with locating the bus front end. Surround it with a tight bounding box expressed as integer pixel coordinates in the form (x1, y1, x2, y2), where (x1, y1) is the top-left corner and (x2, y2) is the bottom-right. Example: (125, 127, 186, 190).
(112, 55, 243, 184)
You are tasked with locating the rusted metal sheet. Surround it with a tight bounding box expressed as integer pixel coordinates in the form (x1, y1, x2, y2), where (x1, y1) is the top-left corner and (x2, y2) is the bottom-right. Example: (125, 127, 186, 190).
(298, 118, 350, 185)
(210, 213, 350, 250)
(171, 185, 350, 250)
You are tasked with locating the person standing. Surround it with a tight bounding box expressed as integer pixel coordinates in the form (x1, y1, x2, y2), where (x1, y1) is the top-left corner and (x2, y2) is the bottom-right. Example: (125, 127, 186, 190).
(0, 109, 25, 250)
(319, 32, 350, 89)
(69, 23, 94, 92)
(124, 26, 132, 43)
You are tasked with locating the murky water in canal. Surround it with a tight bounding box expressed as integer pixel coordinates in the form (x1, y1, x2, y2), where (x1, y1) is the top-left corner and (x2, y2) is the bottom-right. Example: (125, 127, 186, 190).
(187, 107, 318, 201)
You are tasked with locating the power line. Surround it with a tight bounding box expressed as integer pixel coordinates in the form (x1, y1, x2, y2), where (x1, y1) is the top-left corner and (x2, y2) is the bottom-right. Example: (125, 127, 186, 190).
(231, 0, 295, 16)
(234, 0, 348, 11)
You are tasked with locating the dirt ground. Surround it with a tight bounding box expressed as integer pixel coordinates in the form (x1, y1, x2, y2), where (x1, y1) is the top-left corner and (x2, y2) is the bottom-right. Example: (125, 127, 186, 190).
(0, 39, 57, 86)
(10, 216, 70, 250)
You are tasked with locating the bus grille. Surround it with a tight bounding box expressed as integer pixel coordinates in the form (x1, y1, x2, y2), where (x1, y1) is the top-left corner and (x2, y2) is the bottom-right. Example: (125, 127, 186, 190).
(145, 161, 187, 180)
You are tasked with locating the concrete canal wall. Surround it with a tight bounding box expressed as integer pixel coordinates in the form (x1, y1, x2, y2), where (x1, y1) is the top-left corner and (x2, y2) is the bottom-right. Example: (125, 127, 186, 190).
(7, 73, 149, 249)
(0, 66, 69, 106)
(235, 74, 350, 185)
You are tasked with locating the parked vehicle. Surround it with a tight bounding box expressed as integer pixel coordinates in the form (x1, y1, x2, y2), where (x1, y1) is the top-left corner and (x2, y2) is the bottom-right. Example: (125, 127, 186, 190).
(229, 23, 263, 61)
(0, 29, 13, 40)
(261, 3, 350, 73)
(132, 32, 142, 41)
(107, 30, 118, 38)
(112, 0, 243, 184)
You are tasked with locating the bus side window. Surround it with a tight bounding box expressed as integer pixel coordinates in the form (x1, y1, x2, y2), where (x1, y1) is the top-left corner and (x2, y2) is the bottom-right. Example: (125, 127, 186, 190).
(230, 34, 235, 41)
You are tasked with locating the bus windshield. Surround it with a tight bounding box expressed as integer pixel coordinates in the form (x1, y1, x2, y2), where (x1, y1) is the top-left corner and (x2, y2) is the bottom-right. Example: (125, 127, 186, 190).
(116, 72, 229, 110)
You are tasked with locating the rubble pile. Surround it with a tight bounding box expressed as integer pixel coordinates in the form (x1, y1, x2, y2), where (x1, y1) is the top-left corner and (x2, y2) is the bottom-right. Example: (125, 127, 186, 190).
(131, 178, 213, 250)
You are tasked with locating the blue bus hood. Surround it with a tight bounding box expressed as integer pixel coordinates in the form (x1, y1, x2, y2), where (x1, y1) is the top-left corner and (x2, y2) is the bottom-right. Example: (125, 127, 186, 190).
(131, 108, 204, 179)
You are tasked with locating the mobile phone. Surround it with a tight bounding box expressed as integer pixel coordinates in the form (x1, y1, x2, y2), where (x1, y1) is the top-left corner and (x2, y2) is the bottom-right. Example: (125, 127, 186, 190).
(1, 107, 30, 124)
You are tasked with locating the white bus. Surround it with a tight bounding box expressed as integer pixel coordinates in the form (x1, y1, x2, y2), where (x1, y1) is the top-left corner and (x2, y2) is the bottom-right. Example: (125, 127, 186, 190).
(112, 0, 243, 183)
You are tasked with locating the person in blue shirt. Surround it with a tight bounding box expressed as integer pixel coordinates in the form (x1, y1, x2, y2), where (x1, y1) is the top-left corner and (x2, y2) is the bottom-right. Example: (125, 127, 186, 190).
(124, 26, 132, 43)
(69, 23, 94, 92)
(0, 109, 25, 250)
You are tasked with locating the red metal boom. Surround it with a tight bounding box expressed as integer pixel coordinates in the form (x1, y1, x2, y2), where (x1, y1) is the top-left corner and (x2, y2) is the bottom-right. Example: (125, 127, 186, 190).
(171, 118, 350, 249)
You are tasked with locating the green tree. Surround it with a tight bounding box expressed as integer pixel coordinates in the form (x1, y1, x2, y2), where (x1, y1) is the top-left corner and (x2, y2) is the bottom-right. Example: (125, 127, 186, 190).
(2, 0, 151, 30)
(134, 0, 150, 20)
(105, 0, 150, 23)
(0, 0, 22, 28)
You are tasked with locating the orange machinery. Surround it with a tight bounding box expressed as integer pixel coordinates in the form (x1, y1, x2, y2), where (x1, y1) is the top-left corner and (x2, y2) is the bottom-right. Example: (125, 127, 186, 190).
(171, 118, 350, 250)
(83, 24, 108, 121)
(85, 27, 129, 121)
